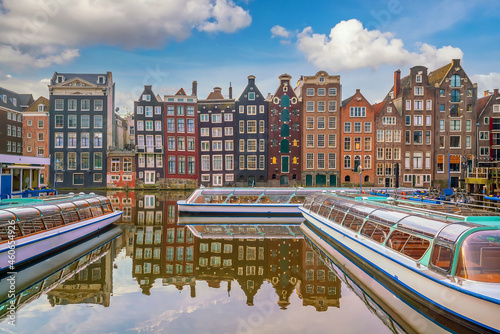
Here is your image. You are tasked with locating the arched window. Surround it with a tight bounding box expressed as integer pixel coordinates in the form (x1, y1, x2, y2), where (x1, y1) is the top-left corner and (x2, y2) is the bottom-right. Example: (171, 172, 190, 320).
(272, 174, 276, 180)
(281, 109, 290, 122)
(292, 174, 297, 180)
(344, 156, 351, 169)
(345, 175, 351, 182)
(451, 89, 460, 102)
(364, 155, 371, 169)
(272, 157, 277, 164)
(450, 105, 460, 117)
(280, 95, 290, 107)
(364, 175, 370, 182)
(292, 156, 297, 164)
(292, 123, 299, 131)
(450, 75, 461, 87)
(281, 124, 290, 137)
(293, 139, 298, 147)
(280, 139, 289, 153)
(354, 155, 361, 172)
(280, 175, 289, 185)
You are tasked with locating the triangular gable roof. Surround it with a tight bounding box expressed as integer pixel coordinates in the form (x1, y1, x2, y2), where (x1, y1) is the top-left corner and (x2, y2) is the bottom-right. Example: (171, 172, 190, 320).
(175, 88, 187, 96)
(54, 76, 100, 88)
(24, 96, 49, 112)
(206, 91, 224, 100)
(428, 62, 452, 86)
(477, 95, 493, 117)
(341, 95, 353, 107)
(372, 101, 385, 117)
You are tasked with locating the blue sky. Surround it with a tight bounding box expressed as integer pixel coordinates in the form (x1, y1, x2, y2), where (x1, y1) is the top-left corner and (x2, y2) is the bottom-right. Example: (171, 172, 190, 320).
(0, 0, 500, 114)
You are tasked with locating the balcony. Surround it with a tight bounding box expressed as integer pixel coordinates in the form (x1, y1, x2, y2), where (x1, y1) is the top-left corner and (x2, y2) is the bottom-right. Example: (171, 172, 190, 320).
(135, 145, 163, 154)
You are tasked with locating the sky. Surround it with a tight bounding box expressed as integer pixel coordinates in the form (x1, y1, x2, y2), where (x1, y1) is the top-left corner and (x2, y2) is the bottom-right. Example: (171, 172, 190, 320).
(0, 0, 500, 115)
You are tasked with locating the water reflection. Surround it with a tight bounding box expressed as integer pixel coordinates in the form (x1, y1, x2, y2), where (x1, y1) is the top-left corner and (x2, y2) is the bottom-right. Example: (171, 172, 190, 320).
(108, 190, 342, 311)
(0, 226, 122, 322)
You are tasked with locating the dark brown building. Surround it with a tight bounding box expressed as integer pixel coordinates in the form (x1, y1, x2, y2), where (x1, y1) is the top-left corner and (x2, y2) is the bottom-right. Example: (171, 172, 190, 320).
(0, 87, 32, 155)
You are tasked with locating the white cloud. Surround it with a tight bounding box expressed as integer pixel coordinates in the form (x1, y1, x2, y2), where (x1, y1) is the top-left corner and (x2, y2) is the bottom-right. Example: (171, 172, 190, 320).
(0, 74, 51, 97)
(471, 72, 500, 92)
(271, 25, 291, 39)
(296, 19, 463, 72)
(0, 45, 79, 70)
(0, 0, 251, 69)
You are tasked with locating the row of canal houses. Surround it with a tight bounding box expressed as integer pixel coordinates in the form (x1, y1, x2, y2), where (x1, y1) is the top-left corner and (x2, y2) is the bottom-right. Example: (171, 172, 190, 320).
(129, 58, 488, 189)
(2, 57, 498, 195)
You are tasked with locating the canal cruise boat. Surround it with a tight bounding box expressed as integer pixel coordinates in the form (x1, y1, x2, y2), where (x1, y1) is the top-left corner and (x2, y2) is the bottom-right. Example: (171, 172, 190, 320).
(300, 193, 500, 333)
(177, 187, 359, 224)
(0, 193, 122, 272)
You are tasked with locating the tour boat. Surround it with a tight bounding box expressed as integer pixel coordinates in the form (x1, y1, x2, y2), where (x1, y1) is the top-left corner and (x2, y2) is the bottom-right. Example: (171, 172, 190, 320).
(299, 193, 500, 333)
(186, 224, 302, 239)
(0, 194, 122, 272)
(177, 187, 358, 224)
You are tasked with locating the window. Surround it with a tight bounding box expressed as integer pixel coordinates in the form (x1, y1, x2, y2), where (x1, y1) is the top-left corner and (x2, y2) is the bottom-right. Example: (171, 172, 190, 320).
(328, 134, 336, 148)
(377, 130, 384, 142)
(344, 155, 351, 169)
(344, 137, 351, 151)
(450, 120, 461, 131)
(247, 120, 257, 133)
(364, 137, 371, 151)
(225, 155, 234, 170)
(55, 99, 64, 110)
(426, 130, 431, 145)
(440, 104, 445, 112)
(94, 115, 103, 128)
(317, 117, 325, 129)
(414, 115, 423, 126)
(200, 128, 209, 137)
(328, 116, 336, 129)
(155, 121, 162, 132)
(213, 155, 222, 171)
(212, 114, 222, 123)
(354, 122, 361, 133)
(413, 152, 423, 169)
(414, 87, 423, 96)
(94, 152, 103, 169)
(55, 115, 64, 128)
(306, 134, 314, 148)
(94, 132, 103, 148)
(350, 107, 366, 117)
(466, 135, 471, 148)
(414, 100, 423, 110)
(439, 136, 445, 148)
(306, 88, 314, 96)
(317, 153, 325, 169)
(68, 133, 77, 148)
(68, 99, 77, 111)
(38, 132, 44, 141)
(177, 137, 185, 150)
(177, 119, 185, 132)
(318, 134, 325, 148)
(364, 122, 372, 133)
(440, 119, 445, 132)
(306, 153, 314, 169)
(137, 121, 144, 131)
(94, 99, 103, 111)
(450, 74, 461, 87)
(416, 74, 422, 83)
(306, 101, 314, 112)
(212, 141, 222, 151)
(413, 130, 423, 144)
(344, 122, 351, 133)
(247, 105, 257, 115)
(178, 156, 185, 173)
(426, 100, 432, 110)
(328, 101, 336, 112)
(317, 88, 326, 96)
(68, 115, 77, 128)
(306, 117, 314, 129)
(317, 101, 325, 112)
(394, 130, 401, 142)
(451, 89, 460, 102)
(405, 130, 411, 144)
(329, 88, 337, 96)
(426, 115, 431, 126)
(224, 113, 233, 122)
(480, 131, 489, 140)
(480, 147, 490, 156)
(200, 114, 208, 122)
(450, 136, 461, 148)
(406, 100, 411, 110)
(55, 133, 64, 147)
(37, 147, 44, 157)
(385, 130, 392, 142)
(405, 115, 411, 126)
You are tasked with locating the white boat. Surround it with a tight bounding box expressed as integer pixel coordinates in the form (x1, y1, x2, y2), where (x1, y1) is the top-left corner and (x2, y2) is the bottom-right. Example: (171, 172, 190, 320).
(0, 194, 122, 272)
(177, 187, 358, 224)
(186, 224, 302, 239)
(299, 193, 500, 333)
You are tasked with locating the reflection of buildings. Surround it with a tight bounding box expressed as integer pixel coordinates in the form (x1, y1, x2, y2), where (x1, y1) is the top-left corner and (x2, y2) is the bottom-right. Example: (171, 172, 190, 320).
(162, 198, 196, 296)
(47, 238, 117, 307)
(107, 190, 136, 223)
(132, 192, 164, 295)
(235, 238, 266, 306)
(297, 243, 341, 311)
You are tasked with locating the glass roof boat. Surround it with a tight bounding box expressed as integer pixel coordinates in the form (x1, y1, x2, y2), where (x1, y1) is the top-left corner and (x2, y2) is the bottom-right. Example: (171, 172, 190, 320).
(186, 224, 302, 239)
(0, 193, 122, 273)
(300, 193, 500, 333)
(177, 187, 359, 224)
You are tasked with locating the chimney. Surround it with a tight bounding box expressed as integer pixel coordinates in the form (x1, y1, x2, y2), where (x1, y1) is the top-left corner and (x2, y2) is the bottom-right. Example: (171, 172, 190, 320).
(452, 59, 461, 66)
(485, 90, 490, 97)
(394, 70, 401, 99)
(191, 81, 197, 96)
(356, 89, 360, 93)
(495, 89, 499, 96)
(248, 75, 255, 85)
(229, 82, 233, 99)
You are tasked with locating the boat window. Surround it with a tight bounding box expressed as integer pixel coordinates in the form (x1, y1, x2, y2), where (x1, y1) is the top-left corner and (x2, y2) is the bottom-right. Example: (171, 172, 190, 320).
(233, 189, 263, 196)
(102, 203, 113, 213)
(397, 216, 447, 238)
(289, 196, 306, 204)
(328, 208, 345, 224)
(302, 196, 314, 209)
(36, 205, 61, 216)
(42, 214, 64, 229)
(310, 199, 324, 214)
(4, 207, 41, 221)
(368, 210, 408, 227)
(332, 200, 355, 212)
(456, 229, 500, 283)
(19, 218, 45, 236)
(78, 207, 93, 220)
(387, 230, 430, 260)
(0, 212, 20, 240)
(264, 189, 295, 196)
(226, 195, 259, 204)
(318, 202, 333, 218)
(194, 195, 228, 204)
(201, 189, 234, 196)
(349, 205, 378, 218)
(61, 211, 79, 224)
(0, 211, 17, 223)
(431, 244, 453, 271)
(361, 221, 391, 244)
(342, 214, 364, 232)
(437, 223, 476, 243)
(56, 202, 77, 212)
(91, 205, 103, 217)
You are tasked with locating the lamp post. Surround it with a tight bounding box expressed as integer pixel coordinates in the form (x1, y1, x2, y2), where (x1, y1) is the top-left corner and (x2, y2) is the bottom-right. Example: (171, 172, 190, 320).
(359, 166, 363, 194)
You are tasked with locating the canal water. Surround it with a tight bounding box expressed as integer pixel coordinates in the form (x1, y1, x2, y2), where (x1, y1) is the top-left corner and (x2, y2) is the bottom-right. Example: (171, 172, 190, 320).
(0, 191, 414, 334)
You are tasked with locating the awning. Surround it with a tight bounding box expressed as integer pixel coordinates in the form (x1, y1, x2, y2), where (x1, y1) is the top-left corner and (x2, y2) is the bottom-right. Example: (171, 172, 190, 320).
(2, 165, 45, 170)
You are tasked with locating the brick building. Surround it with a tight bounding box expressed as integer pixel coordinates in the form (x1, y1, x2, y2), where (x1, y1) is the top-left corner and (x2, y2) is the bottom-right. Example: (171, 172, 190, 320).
(198, 87, 236, 187)
(268, 74, 302, 186)
(298, 71, 341, 187)
(340, 89, 374, 187)
(106, 151, 136, 189)
(477, 89, 500, 164)
(22, 96, 50, 186)
(164, 83, 198, 189)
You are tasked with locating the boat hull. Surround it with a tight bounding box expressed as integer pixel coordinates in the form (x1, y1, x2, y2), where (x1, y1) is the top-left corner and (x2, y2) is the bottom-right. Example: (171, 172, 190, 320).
(300, 208, 500, 333)
(0, 211, 122, 273)
(177, 201, 304, 224)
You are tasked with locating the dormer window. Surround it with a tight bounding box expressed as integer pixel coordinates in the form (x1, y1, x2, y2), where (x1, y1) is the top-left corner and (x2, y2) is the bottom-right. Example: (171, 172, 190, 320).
(248, 92, 255, 100)
(416, 75, 422, 83)
(319, 77, 325, 82)
(38, 104, 45, 112)
(57, 75, 64, 83)
(98, 76, 105, 84)
(2, 95, 6, 103)
(13, 98, 17, 107)
(143, 94, 151, 102)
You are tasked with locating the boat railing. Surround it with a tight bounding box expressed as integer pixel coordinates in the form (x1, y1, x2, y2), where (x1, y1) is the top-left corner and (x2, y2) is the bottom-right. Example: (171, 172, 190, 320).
(0, 197, 114, 242)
